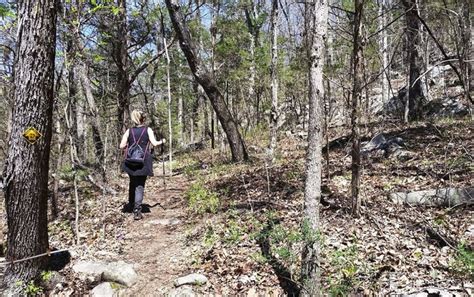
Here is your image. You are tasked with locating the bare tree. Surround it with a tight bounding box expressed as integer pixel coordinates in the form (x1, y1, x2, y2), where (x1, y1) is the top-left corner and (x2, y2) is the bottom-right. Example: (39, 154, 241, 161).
(401, 0, 426, 122)
(165, 0, 248, 162)
(300, 0, 328, 295)
(351, 0, 365, 217)
(269, 0, 279, 162)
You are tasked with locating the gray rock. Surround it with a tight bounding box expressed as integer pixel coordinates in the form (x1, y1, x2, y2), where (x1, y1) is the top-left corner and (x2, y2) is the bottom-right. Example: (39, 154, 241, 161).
(72, 261, 108, 283)
(390, 187, 474, 207)
(174, 273, 208, 287)
(168, 285, 195, 297)
(361, 133, 387, 154)
(102, 261, 138, 287)
(91, 282, 115, 297)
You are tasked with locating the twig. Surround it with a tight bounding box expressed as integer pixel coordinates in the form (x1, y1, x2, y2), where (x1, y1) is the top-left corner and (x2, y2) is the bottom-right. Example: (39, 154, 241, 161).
(0, 248, 72, 266)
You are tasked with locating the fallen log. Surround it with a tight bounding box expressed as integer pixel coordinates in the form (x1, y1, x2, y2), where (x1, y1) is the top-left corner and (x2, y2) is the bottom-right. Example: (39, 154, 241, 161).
(389, 187, 474, 207)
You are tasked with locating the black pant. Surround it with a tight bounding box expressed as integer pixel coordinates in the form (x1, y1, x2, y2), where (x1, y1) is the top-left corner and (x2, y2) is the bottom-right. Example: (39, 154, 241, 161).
(128, 176, 147, 209)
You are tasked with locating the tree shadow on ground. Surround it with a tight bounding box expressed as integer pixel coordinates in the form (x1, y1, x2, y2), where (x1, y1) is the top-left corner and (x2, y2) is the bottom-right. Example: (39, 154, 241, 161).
(257, 219, 300, 297)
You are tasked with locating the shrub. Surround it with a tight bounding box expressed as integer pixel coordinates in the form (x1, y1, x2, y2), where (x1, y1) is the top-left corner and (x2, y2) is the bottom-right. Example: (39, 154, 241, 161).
(185, 181, 219, 214)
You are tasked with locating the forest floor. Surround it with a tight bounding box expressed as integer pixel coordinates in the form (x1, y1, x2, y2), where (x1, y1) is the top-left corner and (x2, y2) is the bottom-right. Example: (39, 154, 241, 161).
(0, 116, 473, 296)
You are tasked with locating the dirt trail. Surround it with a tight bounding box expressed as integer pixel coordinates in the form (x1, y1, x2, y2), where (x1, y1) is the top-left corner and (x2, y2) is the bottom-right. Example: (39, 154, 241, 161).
(118, 173, 192, 295)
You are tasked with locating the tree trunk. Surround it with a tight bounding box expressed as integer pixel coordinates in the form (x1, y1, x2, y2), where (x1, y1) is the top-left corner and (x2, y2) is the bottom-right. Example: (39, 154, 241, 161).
(244, 1, 261, 129)
(115, 0, 130, 134)
(379, 0, 390, 103)
(77, 63, 104, 164)
(300, 0, 328, 295)
(178, 83, 184, 147)
(3, 0, 57, 287)
(269, 0, 279, 163)
(165, 0, 248, 162)
(460, 0, 472, 103)
(164, 37, 173, 177)
(401, 0, 426, 121)
(351, 0, 364, 217)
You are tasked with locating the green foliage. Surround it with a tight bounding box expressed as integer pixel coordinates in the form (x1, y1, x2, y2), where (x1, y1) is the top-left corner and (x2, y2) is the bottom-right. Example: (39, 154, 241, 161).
(20, 280, 43, 296)
(223, 219, 244, 244)
(203, 225, 219, 247)
(0, 3, 14, 18)
(451, 243, 474, 277)
(185, 181, 220, 214)
(327, 244, 360, 296)
(40, 271, 53, 282)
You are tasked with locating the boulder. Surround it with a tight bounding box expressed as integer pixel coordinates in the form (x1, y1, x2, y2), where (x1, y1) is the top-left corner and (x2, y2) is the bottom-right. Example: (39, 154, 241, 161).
(72, 261, 108, 283)
(174, 273, 208, 287)
(361, 133, 409, 160)
(390, 187, 474, 207)
(102, 261, 138, 287)
(73, 261, 138, 287)
(91, 282, 115, 297)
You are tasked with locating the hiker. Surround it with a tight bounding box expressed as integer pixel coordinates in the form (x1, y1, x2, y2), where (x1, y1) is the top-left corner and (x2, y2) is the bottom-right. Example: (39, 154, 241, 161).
(119, 110, 166, 220)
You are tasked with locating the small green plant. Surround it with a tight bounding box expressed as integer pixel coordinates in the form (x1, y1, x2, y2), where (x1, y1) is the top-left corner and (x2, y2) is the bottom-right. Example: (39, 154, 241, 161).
(250, 251, 268, 264)
(327, 244, 360, 296)
(110, 282, 124, 290)
(24, 281, 43, 295)
(40, 271, 53, 282)
(451, 243, 474, 277)
(203, 225, 219, 247)
(224, 219, 244, 244)
(185, 181, 219, 214)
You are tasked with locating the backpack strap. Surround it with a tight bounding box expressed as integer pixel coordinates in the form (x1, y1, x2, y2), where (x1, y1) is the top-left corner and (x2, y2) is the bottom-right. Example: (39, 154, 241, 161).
(131, 126, 147, 145)
(136, 126, 147, 144)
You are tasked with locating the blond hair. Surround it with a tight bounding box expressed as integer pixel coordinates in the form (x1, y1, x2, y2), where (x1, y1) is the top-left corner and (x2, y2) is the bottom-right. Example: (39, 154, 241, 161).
(131, 110, 145, 126)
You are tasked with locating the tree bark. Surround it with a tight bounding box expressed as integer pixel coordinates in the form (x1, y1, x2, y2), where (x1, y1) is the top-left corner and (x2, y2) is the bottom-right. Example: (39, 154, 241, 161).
(114, 0, 130, 134)
(243, 0, 262, 129)
(165, 0, 248, 162)
(77, 63, 104, 164)
(269, 0, 279, 163)
(401, 0, 426, 121)
(460, 0, 472, 103)
(379, 0, 390, 103)
(351, 0, 364, 217)
(3, 0, 57, 287)
(300, 0, 328, 295)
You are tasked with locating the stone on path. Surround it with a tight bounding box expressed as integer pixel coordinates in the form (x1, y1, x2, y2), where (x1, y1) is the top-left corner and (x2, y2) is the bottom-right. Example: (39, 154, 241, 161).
(174, 273, 208, 287)
(72, 261, 108, 283)
(102, 261, 138, 287)
(168, 285, 195, 297)
(91, 282, 115, 297)
(73, 261, 138, 287)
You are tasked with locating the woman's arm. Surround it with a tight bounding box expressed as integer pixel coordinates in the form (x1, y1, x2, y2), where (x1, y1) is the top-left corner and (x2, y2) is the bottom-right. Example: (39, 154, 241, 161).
(119, 129, 129, 149)
(148, 128, 166, 147)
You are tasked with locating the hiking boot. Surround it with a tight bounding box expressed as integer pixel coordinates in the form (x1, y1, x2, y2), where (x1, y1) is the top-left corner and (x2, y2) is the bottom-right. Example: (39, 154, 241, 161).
(122, 203, 133, 213)
(133, 207, 143, 220)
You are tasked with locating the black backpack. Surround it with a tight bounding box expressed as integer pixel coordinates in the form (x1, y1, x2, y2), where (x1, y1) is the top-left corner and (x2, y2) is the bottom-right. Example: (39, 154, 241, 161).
(124, 127, 149, 166)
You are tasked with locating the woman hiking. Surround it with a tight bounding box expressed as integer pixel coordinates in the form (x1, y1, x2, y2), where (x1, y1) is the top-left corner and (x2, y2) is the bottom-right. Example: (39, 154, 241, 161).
(119, 110, 165, 220)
